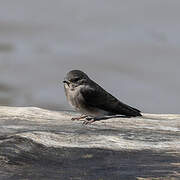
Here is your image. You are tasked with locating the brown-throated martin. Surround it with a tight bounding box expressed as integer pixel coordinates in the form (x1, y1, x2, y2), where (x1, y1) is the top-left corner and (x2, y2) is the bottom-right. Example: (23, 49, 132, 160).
(63, 70, 142, 124)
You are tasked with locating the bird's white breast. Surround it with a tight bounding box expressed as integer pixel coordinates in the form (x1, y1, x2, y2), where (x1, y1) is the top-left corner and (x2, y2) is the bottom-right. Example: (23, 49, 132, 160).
(64, 84, 84, 110)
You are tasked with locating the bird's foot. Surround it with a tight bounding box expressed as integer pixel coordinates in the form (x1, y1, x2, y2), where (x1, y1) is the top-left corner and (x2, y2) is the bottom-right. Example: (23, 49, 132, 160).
(82, 115, 127, 125)
(71, 115, 88, 121)
(82, 117, 96, 125)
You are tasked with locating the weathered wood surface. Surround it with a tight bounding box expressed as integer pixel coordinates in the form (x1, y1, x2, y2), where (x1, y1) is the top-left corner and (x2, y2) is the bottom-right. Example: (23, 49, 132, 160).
(0, 106, 180, 180)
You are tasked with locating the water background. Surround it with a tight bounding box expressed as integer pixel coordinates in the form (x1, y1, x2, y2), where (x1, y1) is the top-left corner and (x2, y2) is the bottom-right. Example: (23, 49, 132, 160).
(0, 0, 180, 114)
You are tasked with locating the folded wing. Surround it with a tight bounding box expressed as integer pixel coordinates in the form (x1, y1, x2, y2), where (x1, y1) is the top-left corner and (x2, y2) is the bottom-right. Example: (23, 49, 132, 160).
(80, 83, 142, 117)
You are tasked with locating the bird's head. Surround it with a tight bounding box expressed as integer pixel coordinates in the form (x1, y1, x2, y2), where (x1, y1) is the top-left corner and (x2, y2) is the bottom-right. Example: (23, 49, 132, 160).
(63, 70, 89, 89)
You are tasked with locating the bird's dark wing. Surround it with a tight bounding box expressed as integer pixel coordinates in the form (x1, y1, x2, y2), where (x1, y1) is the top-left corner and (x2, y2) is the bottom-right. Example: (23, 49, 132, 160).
(80, 84, 141, 117)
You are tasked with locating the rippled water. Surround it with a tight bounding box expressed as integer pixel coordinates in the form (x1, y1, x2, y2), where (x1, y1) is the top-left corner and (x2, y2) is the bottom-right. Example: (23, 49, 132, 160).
(0, 0, 180, 113)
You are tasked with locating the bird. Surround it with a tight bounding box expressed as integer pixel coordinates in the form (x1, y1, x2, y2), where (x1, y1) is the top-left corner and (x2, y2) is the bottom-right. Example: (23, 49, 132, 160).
(63, 70, 142, 124)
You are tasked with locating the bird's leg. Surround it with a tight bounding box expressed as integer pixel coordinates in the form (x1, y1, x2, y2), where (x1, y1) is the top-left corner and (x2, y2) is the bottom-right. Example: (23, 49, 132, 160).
(71, 115, 88, 121)
(83, 115, 129, 125)
(82, 116, 99, 125)
(83, 118, 95, 125)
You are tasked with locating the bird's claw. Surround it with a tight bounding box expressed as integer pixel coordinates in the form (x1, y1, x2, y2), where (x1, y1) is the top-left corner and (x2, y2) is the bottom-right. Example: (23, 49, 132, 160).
(72, 116, 98, 125)
(82, 117, 95, 125)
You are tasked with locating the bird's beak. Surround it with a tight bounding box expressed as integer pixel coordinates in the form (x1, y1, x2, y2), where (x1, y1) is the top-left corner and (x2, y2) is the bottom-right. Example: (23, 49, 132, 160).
(63, 80, 70, 85)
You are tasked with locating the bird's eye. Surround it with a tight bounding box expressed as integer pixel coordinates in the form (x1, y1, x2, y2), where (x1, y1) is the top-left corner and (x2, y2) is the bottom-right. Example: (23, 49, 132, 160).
(71, 77, 80, 82)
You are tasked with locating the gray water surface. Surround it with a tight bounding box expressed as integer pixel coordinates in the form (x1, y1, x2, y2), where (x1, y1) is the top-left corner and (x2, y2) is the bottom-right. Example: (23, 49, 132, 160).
(0, 0, 180, 113)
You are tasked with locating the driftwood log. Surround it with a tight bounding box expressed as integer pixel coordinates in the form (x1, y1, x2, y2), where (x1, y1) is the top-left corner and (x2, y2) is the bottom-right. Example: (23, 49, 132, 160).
(0, 106, 180, 180)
